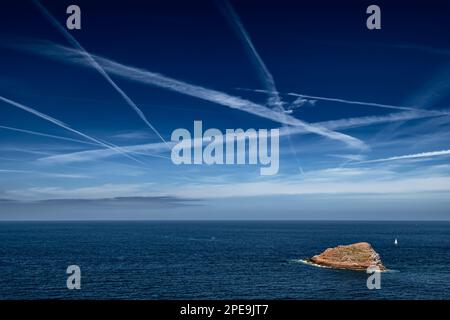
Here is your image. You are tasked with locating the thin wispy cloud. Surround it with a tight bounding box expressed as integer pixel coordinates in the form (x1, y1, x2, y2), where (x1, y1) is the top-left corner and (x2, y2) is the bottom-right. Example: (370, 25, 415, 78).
(373, 44, 450, 142)
(0, 125, 99, 146)
(112, 131, 154, 141)
(12, 40, 366, 149)
(356, 149, 450, 164)
(395, 115, 450, 151)
(39, 141, 172, 164)
(6, 166, 450, 202)
(315, 109, 447, 131)
(4, 183, 155, 200)
(0, 169, 89, 179)
(1, 195, 195, 207)
(405, 66, 450, 112)
(168, 174, 450, 199)
(0, 95, 146, 166)
(329, 154, 367, 161)
(1, 147, 54, 156)
(32, 0, 168, 146)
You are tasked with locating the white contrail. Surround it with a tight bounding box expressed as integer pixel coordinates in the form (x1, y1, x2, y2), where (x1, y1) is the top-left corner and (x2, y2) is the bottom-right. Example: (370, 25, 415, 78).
(0, 125, 99, 146)
(356, 149, 450, 164)
(313, 109, 447, 131)
(0, 124, 169, 161)
(40, 141, 173, 164)
(239, 87, 445, 114)
(276, 110, 445, 137)
(18, 41, 366, 149)
(38, 109, 443, 164)
(288, 92, 423, 112)
(32, 0, 168, 146)
(216, 0, 302, 171)
(0, 95, 146, 165)
(216, 0, 279, 107)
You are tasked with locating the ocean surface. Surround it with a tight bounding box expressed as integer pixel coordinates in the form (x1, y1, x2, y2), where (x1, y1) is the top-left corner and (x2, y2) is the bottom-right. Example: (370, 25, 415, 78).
(0, 221, 449, 300)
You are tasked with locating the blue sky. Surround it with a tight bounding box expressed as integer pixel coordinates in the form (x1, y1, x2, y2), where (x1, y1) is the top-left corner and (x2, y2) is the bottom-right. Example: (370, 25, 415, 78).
(1, 0, 450, 220)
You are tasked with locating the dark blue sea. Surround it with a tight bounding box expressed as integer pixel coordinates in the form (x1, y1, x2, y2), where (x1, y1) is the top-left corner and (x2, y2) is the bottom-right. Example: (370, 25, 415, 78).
(0, 221, 449, 300)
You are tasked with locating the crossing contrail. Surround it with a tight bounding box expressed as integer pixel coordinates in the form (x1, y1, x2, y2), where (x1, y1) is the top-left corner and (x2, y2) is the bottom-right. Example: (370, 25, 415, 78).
(37, 108, 443, 165)
(215, 0, 280, 108)
(0, 124, 170, 160)
(0, 95, 147, 166)
(239, 88, 426, 112)
(14, 40, 367, 149)
(355, 149, 450, 164)
(216, 0, 303, 171)
(33, 0, 168, 146)
(0, 125, 99, 146)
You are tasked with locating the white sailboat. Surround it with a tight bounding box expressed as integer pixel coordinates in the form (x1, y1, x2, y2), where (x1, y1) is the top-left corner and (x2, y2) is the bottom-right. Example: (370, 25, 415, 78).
(394, 238, 398, 245)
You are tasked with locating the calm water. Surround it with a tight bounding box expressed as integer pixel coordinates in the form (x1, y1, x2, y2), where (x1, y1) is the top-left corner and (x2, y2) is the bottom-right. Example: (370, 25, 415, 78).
(0, 221, 449, 300)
